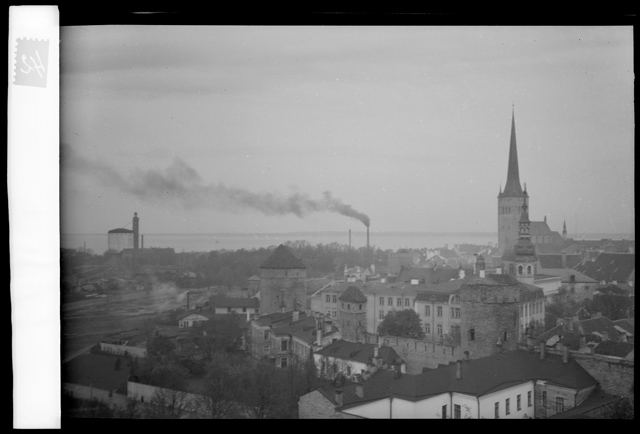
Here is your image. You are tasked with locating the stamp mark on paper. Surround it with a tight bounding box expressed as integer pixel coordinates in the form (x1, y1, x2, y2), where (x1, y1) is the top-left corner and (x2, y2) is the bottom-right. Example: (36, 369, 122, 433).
(14, 38, 49, 88)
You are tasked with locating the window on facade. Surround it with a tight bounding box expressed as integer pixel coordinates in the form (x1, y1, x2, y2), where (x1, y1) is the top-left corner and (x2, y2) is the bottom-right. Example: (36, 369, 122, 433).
(341, 303, 345, 309)
(281, 340, 289, 352)
(556, 397, 564, 413)
(542, 391, 547, 408)
(347, 320, 350, 326)
(242, 307, 247, 313)
(326, 294, 331, 303)
(442, 405, 447, 419)
(397, 298, 402, 306)
(506, 398, 510, 415)
(332, 311, 336, 318)
(437, 306, 443, 317)
(527, 266, 532, 275)
(518, 265, 523, 275)
(347, 366, 351, 376)
(528, 391, 532, 407)
(379, 297, 384, 306)
(504, 331, 508, 342)
(264, 345, 270, 354)
(455, 308, 460, 318)
(454, 404, 461, 419)
(425, 305, 431, 316)
(347, 304, 351, 310)
(332, 295, 337, 303)
(495, 402, 499, 419)
(359, 304, 362, 310)
(379, 311, 384, 319)
(469, 329, 475, 341)
(437, 324, 443, 335)
(405, 298, 410, 307)
(388, 297, 393, 306)
(264, 331, 270, 340)
(425, 324, 431, 334)
(517, 395, 521, 411)
(451, 307, 454, 318)
(281, 358, 287, 368)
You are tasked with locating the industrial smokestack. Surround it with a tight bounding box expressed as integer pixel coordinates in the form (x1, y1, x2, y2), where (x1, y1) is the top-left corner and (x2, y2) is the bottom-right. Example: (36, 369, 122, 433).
(133, 212, 139, 250)
(349, 229, 351, 250)
(141, 235, 144, 249)
(367, 226, 370, 252)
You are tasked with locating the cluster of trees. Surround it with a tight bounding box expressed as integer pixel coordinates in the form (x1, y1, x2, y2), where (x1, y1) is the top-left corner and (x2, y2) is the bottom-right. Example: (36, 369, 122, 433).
(377, 309, 425, 340)
(545, 284, 634, 330)
(89, 312, 320, 419)
(186, 241, 390, 288)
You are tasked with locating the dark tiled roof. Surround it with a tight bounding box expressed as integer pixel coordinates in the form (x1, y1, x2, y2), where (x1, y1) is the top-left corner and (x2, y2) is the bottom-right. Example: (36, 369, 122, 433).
(572, 253, 635, 283)
(547, 389, 620, 419)
(537, 268, 598, 284)
(593, 341, 634, 358)
(539, 254, 592, 270)
(336, 350, 596, 410)
(260, 244, 306, 269)
(612, 318, 634, 334)
(316, 339, 403, 366)
(398, 267, 463, 284)
(339, 286, 367, 303)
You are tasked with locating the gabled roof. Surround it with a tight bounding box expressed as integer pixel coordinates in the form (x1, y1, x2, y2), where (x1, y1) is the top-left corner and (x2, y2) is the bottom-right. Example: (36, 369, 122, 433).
(260, 244, 306, 269)
(339, 286, 367, 303)
(612, 318, 634, 334)
(572, 252, 635, 283)
(397, 267, 462, 284)
(537, 268, 598, 284)
(315, 340, 403, 366)
(335, 350, 596, 410)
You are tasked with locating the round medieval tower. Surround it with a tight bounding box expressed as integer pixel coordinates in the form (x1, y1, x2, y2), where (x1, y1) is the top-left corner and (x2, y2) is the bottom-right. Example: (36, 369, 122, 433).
(459, 275, 520, 359)
(258, 244, 307, 316)
(337, 286, 367, 343)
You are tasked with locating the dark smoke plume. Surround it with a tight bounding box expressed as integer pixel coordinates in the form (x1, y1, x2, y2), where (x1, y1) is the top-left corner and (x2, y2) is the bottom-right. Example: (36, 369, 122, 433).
(61, 144, 370, 227)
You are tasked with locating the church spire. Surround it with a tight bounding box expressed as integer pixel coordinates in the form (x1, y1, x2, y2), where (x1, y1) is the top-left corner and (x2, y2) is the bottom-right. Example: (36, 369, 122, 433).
(502, 108, 524, 197)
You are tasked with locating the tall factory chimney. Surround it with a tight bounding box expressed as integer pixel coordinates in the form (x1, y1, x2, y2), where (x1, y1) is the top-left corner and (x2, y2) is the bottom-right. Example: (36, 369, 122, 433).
(133, 212, 139, 250)
(366, 226, 370, 252)
(141, 235, 144, 249)
(349, 229, 351, 250)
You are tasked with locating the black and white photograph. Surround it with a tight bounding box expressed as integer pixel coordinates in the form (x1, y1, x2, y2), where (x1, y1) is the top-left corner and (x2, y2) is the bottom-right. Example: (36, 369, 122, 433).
(11, 14, 634, 423)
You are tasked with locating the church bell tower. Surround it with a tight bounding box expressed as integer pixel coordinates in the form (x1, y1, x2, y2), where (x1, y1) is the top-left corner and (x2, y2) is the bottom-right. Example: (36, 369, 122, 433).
(498, 108, 527, 253)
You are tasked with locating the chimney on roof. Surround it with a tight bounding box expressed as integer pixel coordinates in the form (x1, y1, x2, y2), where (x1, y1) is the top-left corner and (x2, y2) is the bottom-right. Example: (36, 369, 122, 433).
(479, 270, 485, 278)
(316, 329, 322, 347)
(374, 346, 379, 359)
(355, 383, 364, 399)
(563, 346, 570, 364)
(393, 363, 402, 379)
(293, 310, 299, 322)
(456, 360, 462, 380)
(579, 334, 586, 349)
(458, 268, 465, 279)
(496, 267, 502, 275)
(473, 254, 478, 274)
(601, 331, 609, 342)
(540, 342, 546, 360)
(335, 388, 343, 407)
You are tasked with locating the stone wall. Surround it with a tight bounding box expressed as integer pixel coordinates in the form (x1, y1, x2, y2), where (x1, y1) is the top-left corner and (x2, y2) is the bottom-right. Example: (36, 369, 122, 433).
(571, 353, 635, 397)
(366, 334, 463, 374)
(298, 390, 360, 419)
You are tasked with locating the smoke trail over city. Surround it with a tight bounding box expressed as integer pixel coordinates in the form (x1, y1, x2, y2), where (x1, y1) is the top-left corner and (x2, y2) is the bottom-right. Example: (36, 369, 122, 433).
(61, 144, 370, 227)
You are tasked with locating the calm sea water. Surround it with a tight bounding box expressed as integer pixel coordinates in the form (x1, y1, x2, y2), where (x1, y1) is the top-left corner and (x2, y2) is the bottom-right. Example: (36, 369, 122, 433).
(60, 232, 634, 255)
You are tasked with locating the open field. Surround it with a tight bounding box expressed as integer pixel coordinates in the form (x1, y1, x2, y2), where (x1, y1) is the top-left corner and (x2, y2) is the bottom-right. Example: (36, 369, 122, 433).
(62, 289, 189, 361)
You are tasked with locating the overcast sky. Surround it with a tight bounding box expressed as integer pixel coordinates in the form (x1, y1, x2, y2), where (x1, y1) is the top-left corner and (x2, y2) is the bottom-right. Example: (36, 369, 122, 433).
(60, 25, 634, 236)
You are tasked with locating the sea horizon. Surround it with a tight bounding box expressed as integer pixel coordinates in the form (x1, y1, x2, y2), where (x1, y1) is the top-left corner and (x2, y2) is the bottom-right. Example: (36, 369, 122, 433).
(60, 231, 635, 255)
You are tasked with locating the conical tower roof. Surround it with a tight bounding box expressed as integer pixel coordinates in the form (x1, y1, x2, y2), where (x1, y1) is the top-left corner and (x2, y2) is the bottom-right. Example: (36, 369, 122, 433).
(260, 244, 307, 269)
(501, 109, 525, 197)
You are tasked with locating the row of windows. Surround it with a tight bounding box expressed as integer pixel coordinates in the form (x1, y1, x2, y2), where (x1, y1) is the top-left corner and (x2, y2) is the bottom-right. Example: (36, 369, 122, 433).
(499, 206, 523, 215)
(495, 391, 532, 418)
(423, 305, 460, 318)
(379, 297, 413, 307)
(521, 301, 543, 317)
(341, 302, 364, 311)
(325, 294, 338, 304)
